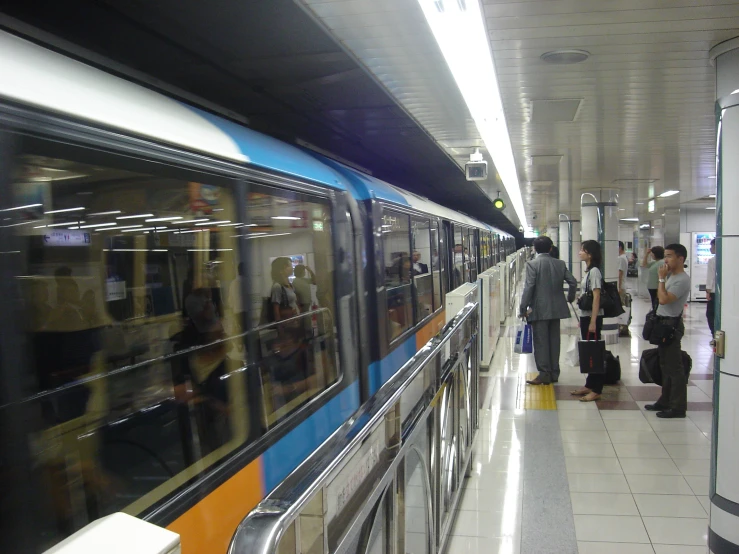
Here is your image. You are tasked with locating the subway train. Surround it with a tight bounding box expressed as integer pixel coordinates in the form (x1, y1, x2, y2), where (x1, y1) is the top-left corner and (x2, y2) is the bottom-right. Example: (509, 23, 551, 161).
(0, 30, 515, 553)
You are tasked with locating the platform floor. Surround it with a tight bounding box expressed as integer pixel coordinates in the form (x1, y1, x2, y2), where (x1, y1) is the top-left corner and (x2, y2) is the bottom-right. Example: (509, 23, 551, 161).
(449, 280, 713, 554)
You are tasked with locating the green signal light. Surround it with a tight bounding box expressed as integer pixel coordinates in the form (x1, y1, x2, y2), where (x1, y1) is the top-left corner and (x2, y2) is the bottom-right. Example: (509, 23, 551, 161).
(493, 198, 505, 210)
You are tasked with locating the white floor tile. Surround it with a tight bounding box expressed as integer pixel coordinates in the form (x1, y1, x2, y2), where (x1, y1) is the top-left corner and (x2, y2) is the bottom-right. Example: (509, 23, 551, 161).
(697, 496, 710, 514)
(633, 494, 707, 518)
(445, 535, 486, 554)
(558, 409, 602, 420)
(574, 515, 650, 543)
(684, 475, 710, 496)
(568, 473, 631, 493)
(642, 516, 709, 546)
(664, 444, 711, 460)
(625, 474, 694, 495)
(608, 431, 661, 444)
(656, 432, 710, 446)
(561, 430, 613, 444)
(570, 492, 639, 515)
(578, 542, 655, 554)
(599, 410, 648, 420)
(673, 458, 710, 477)
(456, 485, 515, 512)
(619, 457, 681, 476)
(452, 509, 518, 539)
(648, 419, 701, 432)
(557, 400, 600, 410)
(565, 457, 624, 475)
(604, 419, 655, 432)
(613, 443, 670, 459)
(465, 469, 522, 492)
(652, 546, 708, 554)
(563, 442, 617, 458)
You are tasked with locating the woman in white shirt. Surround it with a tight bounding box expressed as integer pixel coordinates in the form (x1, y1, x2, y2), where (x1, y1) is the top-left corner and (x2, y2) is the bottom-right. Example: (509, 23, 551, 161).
(571, 240, 604, 402)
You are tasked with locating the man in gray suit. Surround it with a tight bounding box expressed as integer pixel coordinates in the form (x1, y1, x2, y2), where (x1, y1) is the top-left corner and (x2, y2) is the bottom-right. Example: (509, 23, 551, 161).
(519, 236, 578, 385)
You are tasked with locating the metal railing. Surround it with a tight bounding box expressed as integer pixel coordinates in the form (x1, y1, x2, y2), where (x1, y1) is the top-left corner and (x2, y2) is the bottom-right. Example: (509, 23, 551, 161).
(229, 302, 480, 554)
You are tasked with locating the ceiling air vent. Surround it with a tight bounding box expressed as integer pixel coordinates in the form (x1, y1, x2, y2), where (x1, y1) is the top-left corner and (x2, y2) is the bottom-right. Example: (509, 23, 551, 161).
(530, 99, 582, 123)
(541, 49, 590, 64)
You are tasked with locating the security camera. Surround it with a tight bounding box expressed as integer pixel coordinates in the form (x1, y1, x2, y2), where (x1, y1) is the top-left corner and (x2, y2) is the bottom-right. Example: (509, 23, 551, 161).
(465, 148, 488, 181)
(518, 225, 524, 233)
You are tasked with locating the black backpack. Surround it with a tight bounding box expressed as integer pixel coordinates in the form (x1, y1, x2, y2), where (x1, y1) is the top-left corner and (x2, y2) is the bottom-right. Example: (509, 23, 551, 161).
(603, 350, 621, 385)
(601, 281, 625, 319)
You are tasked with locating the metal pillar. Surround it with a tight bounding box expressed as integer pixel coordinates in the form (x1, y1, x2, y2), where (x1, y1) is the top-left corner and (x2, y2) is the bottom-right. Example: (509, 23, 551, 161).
(708, 37, 739, 554)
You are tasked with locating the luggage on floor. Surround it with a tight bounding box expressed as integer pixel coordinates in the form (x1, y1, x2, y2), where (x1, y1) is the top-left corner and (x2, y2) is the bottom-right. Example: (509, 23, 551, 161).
(603, 350, 621, 385)
(639, 348, 692, 386)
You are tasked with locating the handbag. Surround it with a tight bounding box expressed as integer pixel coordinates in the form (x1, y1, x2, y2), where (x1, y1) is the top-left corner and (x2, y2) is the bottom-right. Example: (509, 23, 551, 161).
(643, 310, 681, 346)
(514, 322, 533, 354)
(639, 348, 692, 385)
(578, 332, 605, 374)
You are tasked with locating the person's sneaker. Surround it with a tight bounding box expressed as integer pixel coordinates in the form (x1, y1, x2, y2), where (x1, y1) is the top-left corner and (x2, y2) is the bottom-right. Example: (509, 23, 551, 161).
(656, 409, 687, 419)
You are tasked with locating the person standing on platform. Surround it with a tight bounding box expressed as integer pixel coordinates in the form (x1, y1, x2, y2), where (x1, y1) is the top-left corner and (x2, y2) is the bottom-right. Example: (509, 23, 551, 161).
(705, 239, 716, 338)
(520, 236, 577, 386)
(571, 240, 606, 402)
(642, 246, 665, 311)
(645, 243, 691, 418)
(617, 241, 631, 337)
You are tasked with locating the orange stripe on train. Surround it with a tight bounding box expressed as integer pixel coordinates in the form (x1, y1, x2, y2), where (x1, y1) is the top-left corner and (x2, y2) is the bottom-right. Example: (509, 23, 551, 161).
(167, 457, 264, 554)
(416, 311, 445, 350)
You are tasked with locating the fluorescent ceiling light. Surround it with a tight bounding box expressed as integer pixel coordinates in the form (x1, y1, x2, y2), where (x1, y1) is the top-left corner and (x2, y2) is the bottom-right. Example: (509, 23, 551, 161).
(417, 0, 527, 228)
(78, 222, 116, 229)
(122, 227, 155, 232)
(708, 176, 716, 179)
(117, 213, 154, 220)
(174, 219, 210, 224)
(271, 216, 301, 221)
(195, 220, 230, 226)
(89, 210, 122, 216)
(45, 207, 84, 214)
(636, 202, 644, 205)
(101, 224, 143, 231)
(658, 190, 679, 198)
(706, 207, 716, 210)
(709, 194, 716, 198)
(620, 218, 639, 222)
(145, 216, 183, 222)
(34, 221, 86, 228)
(1, 203, 43, 212)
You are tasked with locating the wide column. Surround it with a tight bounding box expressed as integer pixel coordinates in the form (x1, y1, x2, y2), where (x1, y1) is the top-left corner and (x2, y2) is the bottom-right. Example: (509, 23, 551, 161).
(558, 216, 572, 271)
(581, 190, 619, 343)
(708, 38, 739, 554)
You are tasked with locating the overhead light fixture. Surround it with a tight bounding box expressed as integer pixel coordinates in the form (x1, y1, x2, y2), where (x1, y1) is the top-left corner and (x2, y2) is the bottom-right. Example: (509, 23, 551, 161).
(272, 216, 301, 221)
(658, 190, 679, 198)
(540, 49, 590, 64)
(709, 194, 716, 198)
(89, 210, 122, 216)
(145, 216, 183, 222)
(417, 0, 527, 228)
(45, 207, 84, 214)
(117, 213, 154, 220)
(708, 176, 717, 179)
(636, 202, 645, 205)
(620, 218, 639, 222)
(640, 223, 650, 229)
(648, 200, 655, 213)
(706, 207, 716, 210)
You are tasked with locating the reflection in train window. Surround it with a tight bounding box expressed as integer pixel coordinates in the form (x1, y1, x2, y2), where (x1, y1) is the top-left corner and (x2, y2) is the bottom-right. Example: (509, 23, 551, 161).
(467, 229, 477, 282)
(246, 186, 339, 428)
(382, 210, 412, 341)
(2, 149, 339, 551)
(452, 226, 465, 289)
(411, 217, 432, 322)
(430, 222, 443, 311)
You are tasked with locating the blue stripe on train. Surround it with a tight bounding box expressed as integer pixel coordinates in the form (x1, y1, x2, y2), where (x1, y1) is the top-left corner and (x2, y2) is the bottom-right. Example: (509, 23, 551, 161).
(184, 105, 347, 191)
(261, 380, 360, 493)
(367, 335, 417, 395)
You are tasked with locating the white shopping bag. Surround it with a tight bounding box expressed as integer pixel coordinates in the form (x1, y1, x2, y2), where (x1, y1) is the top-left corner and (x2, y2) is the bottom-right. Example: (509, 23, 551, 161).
(565, 335, 579, 366)
(617, 307, 631, 326)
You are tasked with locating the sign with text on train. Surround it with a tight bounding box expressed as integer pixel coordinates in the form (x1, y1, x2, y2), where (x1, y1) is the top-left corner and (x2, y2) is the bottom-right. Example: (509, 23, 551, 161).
(43, 230, 91, 246)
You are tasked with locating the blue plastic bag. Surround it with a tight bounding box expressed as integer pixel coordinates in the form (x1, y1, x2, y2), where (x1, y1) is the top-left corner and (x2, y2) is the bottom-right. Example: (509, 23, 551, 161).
(514, 322, 533, 354)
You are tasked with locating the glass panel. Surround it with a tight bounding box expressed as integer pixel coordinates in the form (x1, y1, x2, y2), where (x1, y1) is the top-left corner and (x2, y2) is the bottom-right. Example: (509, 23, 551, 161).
(466, 229, 477, 282)
(246, 188, 339, 428)
(452, 226, 464, 289)
(404, 450, 430, 554)
(411, 217, 432, 321)
(430, 223, 442, 310)
(382, 210, 412, 340)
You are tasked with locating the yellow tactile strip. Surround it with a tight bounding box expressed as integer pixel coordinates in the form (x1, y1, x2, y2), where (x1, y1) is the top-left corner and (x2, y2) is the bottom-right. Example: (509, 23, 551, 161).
(518, 373, 557, 410)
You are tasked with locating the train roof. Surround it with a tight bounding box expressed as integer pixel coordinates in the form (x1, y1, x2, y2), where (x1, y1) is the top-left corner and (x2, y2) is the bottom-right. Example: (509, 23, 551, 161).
(0, 31, 345, 191)
(0, 30, 509, 237)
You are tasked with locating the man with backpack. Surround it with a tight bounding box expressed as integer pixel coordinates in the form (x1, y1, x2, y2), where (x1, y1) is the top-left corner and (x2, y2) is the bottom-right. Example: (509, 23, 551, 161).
(520, 236, 578, 385)
(645, 243, 691, 418)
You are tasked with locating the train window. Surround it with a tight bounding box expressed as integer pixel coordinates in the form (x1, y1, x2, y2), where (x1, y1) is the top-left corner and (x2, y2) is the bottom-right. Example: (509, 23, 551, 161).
(382, 210, 412, 341)
(245, 187, 339, 427)
(452, 225, 464, 289)
(430, 222, 443, 310)
(1, 146, 340, 550)
(411, 217, 432, 321)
